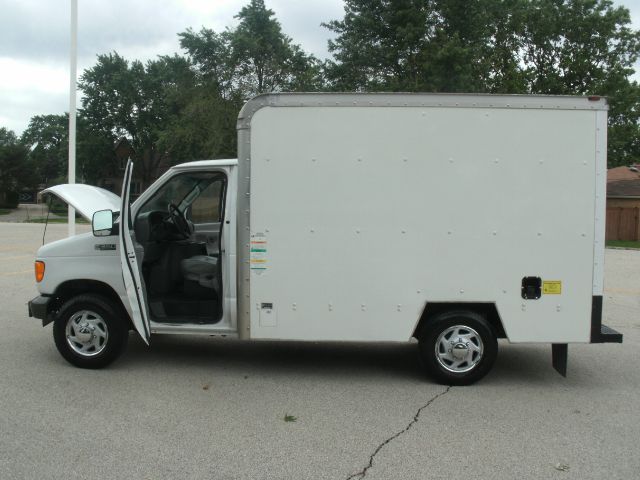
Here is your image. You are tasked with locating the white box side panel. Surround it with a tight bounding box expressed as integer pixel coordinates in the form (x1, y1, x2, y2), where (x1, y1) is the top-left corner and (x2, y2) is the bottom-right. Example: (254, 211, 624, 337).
(249, 106, 597, 343)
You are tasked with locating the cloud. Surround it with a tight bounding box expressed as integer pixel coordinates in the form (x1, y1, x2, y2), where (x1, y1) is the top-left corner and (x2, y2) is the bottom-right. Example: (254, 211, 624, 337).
(0, 0, 225, 64)
(0, 0, 341, 64)
(0, 57, 68, 133)
(0, 0, 342, 134)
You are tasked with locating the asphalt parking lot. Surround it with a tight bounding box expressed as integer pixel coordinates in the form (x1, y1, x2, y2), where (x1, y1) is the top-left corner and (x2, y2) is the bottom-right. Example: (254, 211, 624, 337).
(1, 222, 639, 480)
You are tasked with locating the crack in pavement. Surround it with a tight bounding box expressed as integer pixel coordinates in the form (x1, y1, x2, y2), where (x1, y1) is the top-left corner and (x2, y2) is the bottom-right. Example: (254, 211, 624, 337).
(345, 386, 452, 480)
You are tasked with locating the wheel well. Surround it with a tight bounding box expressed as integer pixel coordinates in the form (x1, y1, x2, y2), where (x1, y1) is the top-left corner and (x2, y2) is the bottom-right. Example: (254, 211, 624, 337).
(413, 303, 506, 339)
(47, 280, 132, 328)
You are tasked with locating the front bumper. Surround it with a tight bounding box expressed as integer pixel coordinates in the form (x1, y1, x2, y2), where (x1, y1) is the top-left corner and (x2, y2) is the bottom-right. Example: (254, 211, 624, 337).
(28, 295, 53, 326)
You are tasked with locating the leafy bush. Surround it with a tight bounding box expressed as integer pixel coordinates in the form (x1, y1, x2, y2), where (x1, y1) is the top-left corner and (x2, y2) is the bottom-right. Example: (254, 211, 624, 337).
(0, 191, 19, 208)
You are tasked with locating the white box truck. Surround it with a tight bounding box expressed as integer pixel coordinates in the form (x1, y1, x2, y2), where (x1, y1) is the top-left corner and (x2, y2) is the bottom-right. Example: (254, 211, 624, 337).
(28, 93, 622, 385)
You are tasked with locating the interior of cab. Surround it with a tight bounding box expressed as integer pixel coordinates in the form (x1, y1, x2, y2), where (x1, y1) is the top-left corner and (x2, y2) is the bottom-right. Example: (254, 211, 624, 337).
(133, 171, 227, 325)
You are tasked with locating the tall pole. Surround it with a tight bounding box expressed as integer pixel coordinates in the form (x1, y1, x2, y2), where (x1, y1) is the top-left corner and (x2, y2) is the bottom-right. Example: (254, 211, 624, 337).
(68, 0, 77, 236)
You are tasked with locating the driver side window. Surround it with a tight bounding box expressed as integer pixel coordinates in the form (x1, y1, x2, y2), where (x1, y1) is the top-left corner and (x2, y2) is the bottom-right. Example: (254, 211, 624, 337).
(136, 171, 225, 225)
(138, 175, 194, 216)
(189, 180, 223, 224)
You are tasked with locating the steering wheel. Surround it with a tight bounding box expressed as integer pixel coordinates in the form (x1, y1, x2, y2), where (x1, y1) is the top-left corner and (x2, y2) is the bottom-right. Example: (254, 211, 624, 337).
(168, 203, 190, 238)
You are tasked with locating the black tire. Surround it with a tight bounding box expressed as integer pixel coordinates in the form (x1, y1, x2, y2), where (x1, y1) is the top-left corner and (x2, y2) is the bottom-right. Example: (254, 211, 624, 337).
(53, 294, 128, 369)
(418, 310, 498, 386)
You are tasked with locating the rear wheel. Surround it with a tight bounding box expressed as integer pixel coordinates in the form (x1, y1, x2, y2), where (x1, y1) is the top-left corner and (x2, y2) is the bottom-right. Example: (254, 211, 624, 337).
(53, 294, 128, 369)
(418, 310, 497, 385)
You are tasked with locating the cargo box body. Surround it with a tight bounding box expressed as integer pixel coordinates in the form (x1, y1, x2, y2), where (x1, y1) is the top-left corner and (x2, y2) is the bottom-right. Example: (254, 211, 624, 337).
(236, 93, 608, 344)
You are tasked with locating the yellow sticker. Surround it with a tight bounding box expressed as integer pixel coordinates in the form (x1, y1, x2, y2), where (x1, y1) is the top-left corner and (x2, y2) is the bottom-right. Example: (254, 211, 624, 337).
(543, 281, 562, 294)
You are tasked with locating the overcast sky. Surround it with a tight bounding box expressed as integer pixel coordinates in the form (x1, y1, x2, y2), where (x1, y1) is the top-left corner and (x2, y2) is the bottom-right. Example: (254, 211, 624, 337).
(1, 0, 639, 135)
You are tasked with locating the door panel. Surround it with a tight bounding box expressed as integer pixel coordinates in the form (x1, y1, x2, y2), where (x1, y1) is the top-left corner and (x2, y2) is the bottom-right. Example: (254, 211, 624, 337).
(119, 160, 151, 344)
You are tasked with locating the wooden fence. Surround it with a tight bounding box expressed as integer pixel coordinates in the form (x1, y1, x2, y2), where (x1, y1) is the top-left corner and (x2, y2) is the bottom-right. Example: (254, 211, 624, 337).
(606, 207, 640, 241)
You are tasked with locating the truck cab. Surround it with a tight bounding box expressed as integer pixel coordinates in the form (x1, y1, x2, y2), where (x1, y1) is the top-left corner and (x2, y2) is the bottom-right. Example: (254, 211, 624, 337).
(29, 159, 238, 367)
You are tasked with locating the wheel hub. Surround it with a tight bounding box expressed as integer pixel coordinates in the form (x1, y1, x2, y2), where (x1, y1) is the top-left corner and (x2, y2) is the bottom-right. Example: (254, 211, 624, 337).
(450, 341, 469, 360)
(65, 310, 109, 357)
(435, 325, 484, 373)
(75, 323, 94, 343)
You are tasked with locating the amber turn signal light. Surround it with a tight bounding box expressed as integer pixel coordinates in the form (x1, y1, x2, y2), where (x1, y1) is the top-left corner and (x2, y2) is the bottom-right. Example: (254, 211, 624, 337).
(35, 261, 45, 282)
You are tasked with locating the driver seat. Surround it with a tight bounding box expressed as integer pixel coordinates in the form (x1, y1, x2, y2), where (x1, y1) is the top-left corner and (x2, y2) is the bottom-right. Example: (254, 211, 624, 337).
(180, 255, 219, 291)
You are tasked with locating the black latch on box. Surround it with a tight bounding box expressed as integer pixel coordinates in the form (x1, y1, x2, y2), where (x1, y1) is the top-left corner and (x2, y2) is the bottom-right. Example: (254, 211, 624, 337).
(522, 276, 541, 299)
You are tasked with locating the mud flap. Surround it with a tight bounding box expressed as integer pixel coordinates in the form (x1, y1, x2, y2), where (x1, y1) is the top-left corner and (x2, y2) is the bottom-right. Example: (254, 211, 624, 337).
(552, 344, 568, 377)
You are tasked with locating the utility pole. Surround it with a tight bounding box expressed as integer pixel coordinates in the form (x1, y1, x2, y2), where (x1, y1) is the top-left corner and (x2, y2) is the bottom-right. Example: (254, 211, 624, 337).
(68, 0, 77, 236)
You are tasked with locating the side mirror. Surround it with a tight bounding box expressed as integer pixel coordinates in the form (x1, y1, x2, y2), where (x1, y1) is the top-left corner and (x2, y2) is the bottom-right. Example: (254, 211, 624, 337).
(92, 209, 114, 237)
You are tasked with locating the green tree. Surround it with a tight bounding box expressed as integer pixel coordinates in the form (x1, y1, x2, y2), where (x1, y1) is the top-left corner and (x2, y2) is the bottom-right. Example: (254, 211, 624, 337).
(481, 0, 529, 93)
(521, 0, 639, 94)
(157, 87, 239, 162)
(0, 128, 37, 206)
(80, 53, 197, 187)
(606, 79, 640, 167)
(178, 28, 237, 99)
(0, 128, 18, 144)
(323, 0, 436, 91)
(231, 0, 321, 94)
(168, 0, 322, 162)
(324, 0, 640, 165)
(179, 0, 321, 99)
(323, 0, 509, 92)
(21, 114, 68, 184)
(144, 54, 239, 161)
(77, 116, 120, 185)
(520, 0, 640, 166)
(21, 114, 115, 186)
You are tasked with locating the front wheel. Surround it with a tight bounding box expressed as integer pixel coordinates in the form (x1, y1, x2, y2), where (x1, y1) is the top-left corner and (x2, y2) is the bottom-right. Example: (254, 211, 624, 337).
(418, 310, 498, 385)
(53, 294, 129, 369)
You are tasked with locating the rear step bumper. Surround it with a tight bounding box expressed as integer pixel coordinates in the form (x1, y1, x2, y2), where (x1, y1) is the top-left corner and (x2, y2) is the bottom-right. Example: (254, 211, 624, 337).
(552, 296, 623, 377)
(592, 324, 623, 343)
(552, 325, 623, 377)
(590, 295, 624, 343)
